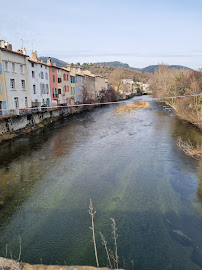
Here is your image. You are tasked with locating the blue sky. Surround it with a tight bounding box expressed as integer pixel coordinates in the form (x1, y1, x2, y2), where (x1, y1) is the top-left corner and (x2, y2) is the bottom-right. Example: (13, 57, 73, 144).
(0, 0, 202, 69)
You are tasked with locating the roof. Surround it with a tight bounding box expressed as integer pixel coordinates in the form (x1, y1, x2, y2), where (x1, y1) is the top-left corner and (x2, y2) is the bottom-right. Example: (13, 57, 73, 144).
(0, 47, 28, 57)
(28, 58, 50, 67)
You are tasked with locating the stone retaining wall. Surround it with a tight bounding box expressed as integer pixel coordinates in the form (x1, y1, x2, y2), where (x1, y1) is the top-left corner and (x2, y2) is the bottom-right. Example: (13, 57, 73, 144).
(0, 106, 85, 143)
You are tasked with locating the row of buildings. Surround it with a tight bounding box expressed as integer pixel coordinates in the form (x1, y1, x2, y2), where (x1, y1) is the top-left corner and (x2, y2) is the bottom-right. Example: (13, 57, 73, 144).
(0, 40, 109, 116)
(120, 79, 150, 98)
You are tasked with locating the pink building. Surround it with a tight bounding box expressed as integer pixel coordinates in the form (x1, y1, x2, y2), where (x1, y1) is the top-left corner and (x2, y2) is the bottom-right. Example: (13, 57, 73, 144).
(47, 58, 58, 105)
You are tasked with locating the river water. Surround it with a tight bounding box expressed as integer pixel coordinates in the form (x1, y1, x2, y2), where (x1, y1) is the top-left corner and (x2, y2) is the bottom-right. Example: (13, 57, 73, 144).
(0, 96, 201, 270)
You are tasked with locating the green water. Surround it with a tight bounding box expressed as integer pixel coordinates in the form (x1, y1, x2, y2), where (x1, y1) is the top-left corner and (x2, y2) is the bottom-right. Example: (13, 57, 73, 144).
(0, 97, 201, 269)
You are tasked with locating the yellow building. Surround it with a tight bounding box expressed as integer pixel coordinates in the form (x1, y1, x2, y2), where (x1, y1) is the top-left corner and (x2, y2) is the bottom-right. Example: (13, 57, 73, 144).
(0, 51, 7, 116)
(70, 73, 76, 105)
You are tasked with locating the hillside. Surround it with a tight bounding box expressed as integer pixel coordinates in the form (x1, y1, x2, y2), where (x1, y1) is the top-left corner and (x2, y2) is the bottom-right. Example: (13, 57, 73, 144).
(93, 61, 193, 73)
(141, 65, 193, 73)
(94, 61, 132, 69)
(38, 57, 68, 67)
(79, 63, 151, 83)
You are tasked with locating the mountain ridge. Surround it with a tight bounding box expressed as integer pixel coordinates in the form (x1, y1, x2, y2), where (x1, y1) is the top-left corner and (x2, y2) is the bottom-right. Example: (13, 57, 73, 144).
(38, 57, 193, 74)
(93, 61, 193, 73)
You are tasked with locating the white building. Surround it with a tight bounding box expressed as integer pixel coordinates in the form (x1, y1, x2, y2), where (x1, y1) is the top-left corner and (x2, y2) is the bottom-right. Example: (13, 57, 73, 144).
(28, 52, 51, 107)
(0, 40, 31, 113)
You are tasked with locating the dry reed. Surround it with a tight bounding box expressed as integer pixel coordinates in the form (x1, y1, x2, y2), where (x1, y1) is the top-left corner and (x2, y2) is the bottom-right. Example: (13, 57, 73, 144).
(117, 101, 150, 114)
(177, 137, 202, 160)
(89, 199, 99, 268)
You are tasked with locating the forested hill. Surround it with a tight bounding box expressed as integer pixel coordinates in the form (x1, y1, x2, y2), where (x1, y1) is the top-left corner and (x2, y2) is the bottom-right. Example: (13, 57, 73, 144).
(93, 62, 193, 73)
(38, 57, 68, 67)
(38, 57, 193, 74)
(141, 65, 193, 73)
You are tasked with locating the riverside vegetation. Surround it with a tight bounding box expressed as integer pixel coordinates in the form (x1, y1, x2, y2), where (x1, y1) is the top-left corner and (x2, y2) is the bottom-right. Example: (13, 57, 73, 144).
(149, 65, 202, 129)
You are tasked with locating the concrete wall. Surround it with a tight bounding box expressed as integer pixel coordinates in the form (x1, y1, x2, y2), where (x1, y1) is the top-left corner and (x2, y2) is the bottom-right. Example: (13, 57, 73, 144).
(0, 106, 84, 136)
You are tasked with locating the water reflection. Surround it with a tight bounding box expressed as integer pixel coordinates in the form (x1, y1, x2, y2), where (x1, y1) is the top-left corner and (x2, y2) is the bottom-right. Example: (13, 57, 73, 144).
(198, 161, 202, 201)
(0, 97, 202, 269)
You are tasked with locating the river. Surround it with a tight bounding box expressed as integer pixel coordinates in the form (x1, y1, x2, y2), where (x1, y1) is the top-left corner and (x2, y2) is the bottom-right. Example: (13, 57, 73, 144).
(0, 96, 201, 270)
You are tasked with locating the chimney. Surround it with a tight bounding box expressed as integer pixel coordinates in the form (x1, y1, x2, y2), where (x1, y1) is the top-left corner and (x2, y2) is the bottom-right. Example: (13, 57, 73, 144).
(17, 49, 23, 54)
(0, 40, 12, 51)
(31, 51, 38, 61)
(23, 47, 27, 55)
(65, 65, 71, 71)
(47, 57, 51, 65)
(53, 63, 56, 66)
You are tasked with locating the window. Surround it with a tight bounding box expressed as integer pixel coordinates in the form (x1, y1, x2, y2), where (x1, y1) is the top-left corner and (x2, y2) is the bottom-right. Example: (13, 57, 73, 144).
(0, 63, 2, 74)
(10, 79, 15, 90)
(41, 71, 44, 79)
(67, 86, 69, 92)
(25, 97, 28, 107)
(20, 64, 24, 74)
(21, 80, 26, 89)
(40, 83, 45, 94)
(41, 65, 43, 68)
(5, 62, 9, 72)
(32, 71, 35, 78)
(31, 63, 34, 68)
(58, 77, 62, 83)
(45, 66, 47, 70)
(58, 89, 61, 95)
(63, 74, 66, 80)
(52, 67, 55, 72)
(14, 97, 19, 109)
(45, 72, 48, 80)
(53, 88, 57, 98)
(53, 75, 55, 82)
(46, 84, 49, 94)
(12, 63, 16, 72)
(33, 85, 36, 94)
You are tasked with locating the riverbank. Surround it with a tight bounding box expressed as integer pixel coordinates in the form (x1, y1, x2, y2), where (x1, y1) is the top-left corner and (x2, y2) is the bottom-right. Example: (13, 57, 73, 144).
(0, 94, 139, 145)
(0, 106, 89, 145)
(0, 257, 114, 270)
(164, 99, 202, 130)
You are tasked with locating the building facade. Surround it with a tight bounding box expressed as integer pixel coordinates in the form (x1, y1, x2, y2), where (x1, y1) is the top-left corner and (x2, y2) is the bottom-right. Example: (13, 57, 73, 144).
(28, 52, 51, 107)
(57, 67, 70, 105)
(0, 46, 7, 115)
(75, 73, 84, 103)
(0, 41, 31, 114)
(48, 62, 58, 106)
(70, 73, 76, 104)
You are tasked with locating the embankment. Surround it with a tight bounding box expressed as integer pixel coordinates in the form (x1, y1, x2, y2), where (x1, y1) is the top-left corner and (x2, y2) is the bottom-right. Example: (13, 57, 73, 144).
(0, 106, 88, 144)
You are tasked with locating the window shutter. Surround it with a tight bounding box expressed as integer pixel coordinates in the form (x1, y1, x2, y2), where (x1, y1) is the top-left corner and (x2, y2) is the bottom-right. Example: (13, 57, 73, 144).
(3, 101, 7, 115)
(0, 63, 2, 74)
